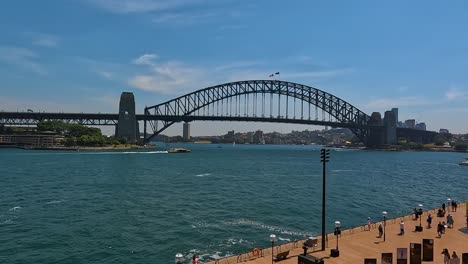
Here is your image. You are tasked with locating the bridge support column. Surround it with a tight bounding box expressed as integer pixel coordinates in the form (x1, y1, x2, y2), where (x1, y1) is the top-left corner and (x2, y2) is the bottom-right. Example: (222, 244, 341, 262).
(367, 112, 385, 147)
(116, 92, 138, 144)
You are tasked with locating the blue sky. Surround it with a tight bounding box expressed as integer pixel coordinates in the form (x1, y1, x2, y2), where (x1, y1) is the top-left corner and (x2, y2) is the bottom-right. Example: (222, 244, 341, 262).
(1, 0, 467, 135)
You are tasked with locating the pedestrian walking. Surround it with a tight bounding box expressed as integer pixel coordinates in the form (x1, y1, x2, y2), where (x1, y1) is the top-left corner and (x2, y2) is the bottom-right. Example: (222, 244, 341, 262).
(426, 214, 432, 228)
(367, 217, 371, 231)
(399, 220, 405, 235)
(442, 248, 450, 264)
(437, 222, 443, 238)
(447, 214, 454, 228)
(378, 223, 383, 238)
(451, 251, 460, 264)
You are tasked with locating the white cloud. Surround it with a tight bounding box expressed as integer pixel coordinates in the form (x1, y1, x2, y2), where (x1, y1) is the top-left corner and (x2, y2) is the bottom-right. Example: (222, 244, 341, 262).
(32, 34, 60, 48)
(133, 54, 159, 66)
(0, 45, 47, 75)
(129, 61, 207, 94)
(281, 69, 354, 79)
(366, 97, 434, 108)
(445, 88, 466, 101)
(97, 70, 114, 80)
(127, 54, 354, 95)
(152, 11, 218, 25)
(87, 0, 209, 13)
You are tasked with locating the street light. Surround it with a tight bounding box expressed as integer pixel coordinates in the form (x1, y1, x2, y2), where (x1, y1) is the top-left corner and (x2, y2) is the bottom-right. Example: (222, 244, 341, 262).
(270, 234, 277, 264)
(418, 204, 423, 227)
(320, 148, 330, 251)
(175, 253, 184, 264)
(382, 211, 387, 242)
(334, 221, 341, 251)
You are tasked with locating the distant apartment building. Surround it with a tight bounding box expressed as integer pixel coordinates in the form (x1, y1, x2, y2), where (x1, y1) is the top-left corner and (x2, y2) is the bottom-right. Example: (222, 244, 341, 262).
(415, 122, 426, 131)
(439, 128, 450, 134)
(224, 130, 235, 142)
(253, 130, 265, 144)
(404, 119, 416, 129)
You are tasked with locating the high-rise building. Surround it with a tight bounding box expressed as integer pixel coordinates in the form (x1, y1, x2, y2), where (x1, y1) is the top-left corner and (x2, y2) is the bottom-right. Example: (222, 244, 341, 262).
(391, 108, 399, 124)
(439, 129, 449, 134)
(183, 122, 190, 141)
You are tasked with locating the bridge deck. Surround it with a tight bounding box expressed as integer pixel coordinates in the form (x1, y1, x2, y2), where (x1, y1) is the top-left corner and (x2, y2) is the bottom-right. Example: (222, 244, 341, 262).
(207, 203, 467, 264)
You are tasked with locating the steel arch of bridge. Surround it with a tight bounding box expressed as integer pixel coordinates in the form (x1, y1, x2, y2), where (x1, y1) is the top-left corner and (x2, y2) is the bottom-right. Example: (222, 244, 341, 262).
(144, 80, 371, 142)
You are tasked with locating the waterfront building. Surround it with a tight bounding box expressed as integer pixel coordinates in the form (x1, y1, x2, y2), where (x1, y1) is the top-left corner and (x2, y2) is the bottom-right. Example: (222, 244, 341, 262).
(0, 133, 65, 147)
(253, 130, 265, 144)
(439, 128, 450, 134)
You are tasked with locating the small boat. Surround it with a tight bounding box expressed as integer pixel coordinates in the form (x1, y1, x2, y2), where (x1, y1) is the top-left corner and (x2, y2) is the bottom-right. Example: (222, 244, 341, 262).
(460, 158, 468, 166)
(168, 148, 191, 153)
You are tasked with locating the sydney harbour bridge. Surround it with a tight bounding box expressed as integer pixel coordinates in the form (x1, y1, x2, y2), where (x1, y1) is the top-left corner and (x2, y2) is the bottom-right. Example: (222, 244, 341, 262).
(0, 80, 437, 147)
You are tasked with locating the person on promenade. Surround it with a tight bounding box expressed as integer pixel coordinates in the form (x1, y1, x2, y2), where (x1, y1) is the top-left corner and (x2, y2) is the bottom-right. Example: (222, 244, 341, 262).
(414, 208, 419, 220)
(452, 200, 457, 212)
(367, 217, 371, 231)
(192, 255, 199, 264)
(447, 214, 454, 228)
(378, 223, 383, 238)
(426, 214, 432, 229)
(399, 220, 405, 235)
(442, 248, 450, 264)
(437, 222, 444, 238)
(442, 203, 446, 212)
(451, 251, 460, 264)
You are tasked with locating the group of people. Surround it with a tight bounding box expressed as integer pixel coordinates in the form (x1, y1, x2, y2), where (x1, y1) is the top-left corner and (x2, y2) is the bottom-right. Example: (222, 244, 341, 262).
(431, 212, 456, 238)
(441, 248, 460, 264)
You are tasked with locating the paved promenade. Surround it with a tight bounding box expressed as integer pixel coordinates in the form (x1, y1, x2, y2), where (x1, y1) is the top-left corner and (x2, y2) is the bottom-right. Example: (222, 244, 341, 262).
(207, 202, 467, 264)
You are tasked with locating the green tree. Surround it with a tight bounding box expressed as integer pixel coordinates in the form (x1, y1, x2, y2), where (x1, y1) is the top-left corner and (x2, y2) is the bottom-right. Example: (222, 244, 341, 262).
(433, 134, 447, 146)
(454, 144, 467, 152)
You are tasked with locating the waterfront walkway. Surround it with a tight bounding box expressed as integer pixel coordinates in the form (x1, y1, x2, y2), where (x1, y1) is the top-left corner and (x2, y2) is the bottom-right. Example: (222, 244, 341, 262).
(207, 202, 467, 264)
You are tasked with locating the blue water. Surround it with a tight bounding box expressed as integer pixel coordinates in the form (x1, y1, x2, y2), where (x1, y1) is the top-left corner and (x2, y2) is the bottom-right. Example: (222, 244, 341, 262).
(0, 145, 467, 263)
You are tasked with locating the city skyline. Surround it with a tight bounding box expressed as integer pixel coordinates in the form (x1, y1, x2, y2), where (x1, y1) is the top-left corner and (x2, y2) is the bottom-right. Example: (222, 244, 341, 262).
(1, 1, 468, 135)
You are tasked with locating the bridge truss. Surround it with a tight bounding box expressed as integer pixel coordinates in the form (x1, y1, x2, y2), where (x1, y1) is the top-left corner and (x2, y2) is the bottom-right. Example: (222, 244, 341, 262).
(144, 80, 371, 142)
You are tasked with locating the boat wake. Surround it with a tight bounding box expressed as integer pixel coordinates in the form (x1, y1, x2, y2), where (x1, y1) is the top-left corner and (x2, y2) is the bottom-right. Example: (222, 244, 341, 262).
(195, 173, 211, 177)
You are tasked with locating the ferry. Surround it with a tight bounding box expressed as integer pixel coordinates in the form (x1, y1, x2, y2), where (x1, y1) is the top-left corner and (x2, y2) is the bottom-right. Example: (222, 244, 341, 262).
(460, 158, 468, 166)
(167, 148, 191, 153)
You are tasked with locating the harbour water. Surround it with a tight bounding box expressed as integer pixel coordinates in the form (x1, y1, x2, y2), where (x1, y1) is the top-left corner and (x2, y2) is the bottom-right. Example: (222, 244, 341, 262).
(0, 145, 467, 263)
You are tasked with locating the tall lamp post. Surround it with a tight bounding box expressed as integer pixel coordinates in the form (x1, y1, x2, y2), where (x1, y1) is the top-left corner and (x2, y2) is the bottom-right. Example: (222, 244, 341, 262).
(334, 221, 341, 252)
(382, 211, 387, 242)
(175, 253, 184, 264)
(320, 148, 330, 251)
(270, 234, 277, 264)
(418, 204, 423, 227)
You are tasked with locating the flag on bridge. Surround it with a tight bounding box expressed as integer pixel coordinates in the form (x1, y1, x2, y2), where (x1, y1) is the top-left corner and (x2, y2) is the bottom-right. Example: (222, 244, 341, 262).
(269, 74, 274, 77)
(275, 72, 280, 75)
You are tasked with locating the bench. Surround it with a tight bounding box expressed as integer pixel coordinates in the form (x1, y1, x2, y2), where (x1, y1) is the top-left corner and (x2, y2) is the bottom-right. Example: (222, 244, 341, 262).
(274, 251, 289, 261)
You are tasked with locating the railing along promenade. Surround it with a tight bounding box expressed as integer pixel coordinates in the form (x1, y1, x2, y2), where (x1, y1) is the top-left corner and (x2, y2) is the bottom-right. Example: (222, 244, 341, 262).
(206, 202, 467, 264)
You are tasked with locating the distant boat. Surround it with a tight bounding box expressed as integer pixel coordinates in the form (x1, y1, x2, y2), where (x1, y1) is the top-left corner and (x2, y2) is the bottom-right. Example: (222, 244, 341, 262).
(233, 141, 236, 147)
(168, 148, 191, 153)
(460, 158, 468, 166)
